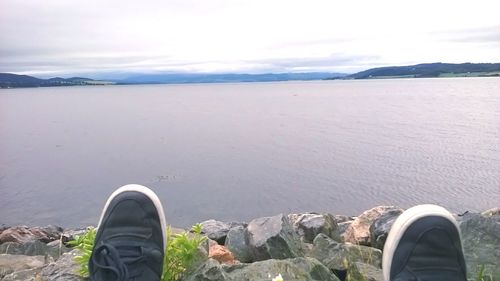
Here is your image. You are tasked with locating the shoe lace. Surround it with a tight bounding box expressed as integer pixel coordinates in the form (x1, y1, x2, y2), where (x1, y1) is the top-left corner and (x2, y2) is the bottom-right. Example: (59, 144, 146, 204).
(91, 242, 146, 281)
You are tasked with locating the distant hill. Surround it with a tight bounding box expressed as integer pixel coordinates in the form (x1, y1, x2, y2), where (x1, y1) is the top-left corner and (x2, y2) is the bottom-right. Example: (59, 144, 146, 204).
(118, 72, 347, 84)
(0, 73, 115, 88)
(344, 63, 500, 79)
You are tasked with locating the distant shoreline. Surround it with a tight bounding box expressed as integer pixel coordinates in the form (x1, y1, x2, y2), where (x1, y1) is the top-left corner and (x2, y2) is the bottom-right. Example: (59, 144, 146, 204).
(2, 62, 500, 88)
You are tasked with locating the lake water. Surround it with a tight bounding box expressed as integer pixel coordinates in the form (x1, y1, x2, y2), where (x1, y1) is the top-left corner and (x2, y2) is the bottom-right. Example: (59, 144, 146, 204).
(1, 78, 499, 228)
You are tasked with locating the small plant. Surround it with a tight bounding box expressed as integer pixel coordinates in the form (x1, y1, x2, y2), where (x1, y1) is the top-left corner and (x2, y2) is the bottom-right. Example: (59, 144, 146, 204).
(162, 224, 206, 281)
(68, 224, 206, 281)
(67, 227, 96, 277)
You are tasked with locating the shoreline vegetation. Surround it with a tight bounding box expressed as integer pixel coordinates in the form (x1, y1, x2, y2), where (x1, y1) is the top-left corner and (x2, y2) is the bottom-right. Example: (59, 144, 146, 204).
(1, 205, 499, 280)
(1, 62, 500, 89)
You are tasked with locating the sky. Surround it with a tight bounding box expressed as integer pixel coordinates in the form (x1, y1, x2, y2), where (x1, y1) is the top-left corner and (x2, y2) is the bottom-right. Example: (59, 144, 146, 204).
(1, 0, 500, 77)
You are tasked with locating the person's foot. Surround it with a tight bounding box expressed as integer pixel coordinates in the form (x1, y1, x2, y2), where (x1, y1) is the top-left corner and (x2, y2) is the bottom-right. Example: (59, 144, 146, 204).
(382, 204, 467, 281)
(89, 184, 167, 281)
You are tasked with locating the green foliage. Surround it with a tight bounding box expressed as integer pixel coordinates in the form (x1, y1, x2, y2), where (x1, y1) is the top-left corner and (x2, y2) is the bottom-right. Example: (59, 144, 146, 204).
(162, 224, 206, 281)
(68, 224, 206, 281)
(66, 227, 96, 277)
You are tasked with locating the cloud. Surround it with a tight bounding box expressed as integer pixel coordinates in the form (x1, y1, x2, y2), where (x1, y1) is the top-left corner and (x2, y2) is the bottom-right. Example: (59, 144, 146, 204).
(434, 25, 500, 44)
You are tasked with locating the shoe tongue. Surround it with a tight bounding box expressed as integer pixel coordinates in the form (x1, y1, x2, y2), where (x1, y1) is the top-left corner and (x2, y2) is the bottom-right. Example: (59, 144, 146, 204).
(395, 228, 467, 281)
(410, 228, 462, 269)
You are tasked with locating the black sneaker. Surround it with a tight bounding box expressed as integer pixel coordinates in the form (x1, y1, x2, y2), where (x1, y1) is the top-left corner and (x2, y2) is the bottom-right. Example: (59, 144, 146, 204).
(382, 204, 467, 281)
(89, 184, 167, 281)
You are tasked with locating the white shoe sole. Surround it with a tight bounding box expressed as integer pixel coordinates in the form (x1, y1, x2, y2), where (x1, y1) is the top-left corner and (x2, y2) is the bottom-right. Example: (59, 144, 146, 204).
(97, 184, 168, 249)
(382, 204, 460, 281)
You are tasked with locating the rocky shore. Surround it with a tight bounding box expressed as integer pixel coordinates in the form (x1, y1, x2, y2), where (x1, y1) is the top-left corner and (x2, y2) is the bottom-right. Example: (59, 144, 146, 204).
(1, 206, 499, 281)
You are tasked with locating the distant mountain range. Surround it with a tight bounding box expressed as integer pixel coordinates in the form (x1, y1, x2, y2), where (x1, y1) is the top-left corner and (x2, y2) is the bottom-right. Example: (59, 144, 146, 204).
(0, 73, 115, 88)
(1, 63, 499, 88)
(341, 62, 500, 79)
(0, 72, 346, 88)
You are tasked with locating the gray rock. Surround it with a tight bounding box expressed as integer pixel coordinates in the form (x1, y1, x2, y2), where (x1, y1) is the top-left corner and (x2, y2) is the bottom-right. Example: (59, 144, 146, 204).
(459, 212, 500, 280)
(0, 254, 47, 279)
(1, 268, 41, 281)
(224, 226, 252, 263)
(184, 243, 210, 279)
(185, 258, 229, 281)
(0, 240, 69, 260)
(186, 257, 340, 281)
(369, 208, 403, 250)
(227, 257, 340, 281)
(309, 234, 382, 272)
(337, 221, 353, 242)
(347, 262, 383, 281)
(334, 215, 354, 224)
(288, 213, 341, 243)
(344, 206, 404, 246)
(41, 249, 87, 281)
(200, 220, 231, 245)
(245, 214, 303, 261)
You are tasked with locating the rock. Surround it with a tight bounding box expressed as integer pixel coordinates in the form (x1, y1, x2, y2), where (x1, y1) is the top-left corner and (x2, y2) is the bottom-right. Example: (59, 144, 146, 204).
(185, 258, 229, 281)
(0, 240, 69, 260)
(208, 245, 237, 265)
(288, 213, 341, 243)
(337, 221, 353, 242)
(0, 226, 63, 244)
(369, 208, 403, 250)
(184, 242, 210, 279)
(40, 249, 87, 281)
(0, 225, 7, 236)
(224, 225, 252, 263)
(309, 234, 382, 273)
(46, 241, 72, 259)
(2, 268, 41, 281)
(459, 212, 500, 279)
(200, 220, 231, 245)
(0, 254, 47, 279)
(185, 257, 340, 281)
(334, 215, 354, 224)
(245, 214, 303, 261)
(344, 206, 403, 246)
(481, 207, 500, 217)
(347, 262, 383, 281)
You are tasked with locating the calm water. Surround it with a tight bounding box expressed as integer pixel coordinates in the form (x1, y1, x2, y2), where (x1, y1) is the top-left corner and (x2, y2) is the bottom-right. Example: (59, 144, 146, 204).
(1, 78, 499, 228)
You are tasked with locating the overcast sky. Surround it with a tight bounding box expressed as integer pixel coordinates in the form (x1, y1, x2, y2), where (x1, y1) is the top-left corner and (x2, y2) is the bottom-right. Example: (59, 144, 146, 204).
(1, 0, 500, 77)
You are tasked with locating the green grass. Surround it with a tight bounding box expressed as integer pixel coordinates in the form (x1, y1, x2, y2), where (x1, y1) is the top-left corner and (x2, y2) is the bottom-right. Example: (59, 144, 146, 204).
(69, 224, 206, 281)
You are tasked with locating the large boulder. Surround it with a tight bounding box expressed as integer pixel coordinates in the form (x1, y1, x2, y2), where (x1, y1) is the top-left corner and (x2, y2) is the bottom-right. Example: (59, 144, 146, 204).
(369, 209, 403, 250)
(288, 213, 341, 243)
(185, 257, 340, 281)
(0, 226, 63, 244)
(245, 214, 303, 261)
(200, 220, 231, 245)
(344, 206, 403, 246)
(459, 212, 500, 280)
(224, 225, 252, 263)
(0, 254, 47, 279)
(40, 249, 87, 281)
(309, 234, 382, 273)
